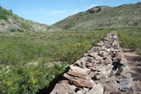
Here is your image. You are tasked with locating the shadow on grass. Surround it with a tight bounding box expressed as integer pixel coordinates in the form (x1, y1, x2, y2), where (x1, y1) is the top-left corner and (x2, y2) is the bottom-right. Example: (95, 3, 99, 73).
(36, 67, 69, 94)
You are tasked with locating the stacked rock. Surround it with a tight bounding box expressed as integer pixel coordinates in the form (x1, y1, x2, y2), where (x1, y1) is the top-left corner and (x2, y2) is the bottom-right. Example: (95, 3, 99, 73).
(50, 32, 134, 94)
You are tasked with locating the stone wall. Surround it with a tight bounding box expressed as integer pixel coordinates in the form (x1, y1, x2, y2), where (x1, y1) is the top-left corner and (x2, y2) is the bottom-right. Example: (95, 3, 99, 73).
(50, 32, 134, 94)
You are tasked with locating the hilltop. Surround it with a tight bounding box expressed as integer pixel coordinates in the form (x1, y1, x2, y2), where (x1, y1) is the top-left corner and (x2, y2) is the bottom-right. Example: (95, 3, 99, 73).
(53, 2, 141, 31)
(0, 6, 51, 32)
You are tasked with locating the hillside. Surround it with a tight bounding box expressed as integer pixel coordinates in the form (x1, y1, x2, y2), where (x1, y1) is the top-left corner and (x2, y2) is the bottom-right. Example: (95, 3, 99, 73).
(53, 2, 141, 31)
(0, 1, 141, 94)
(0, 6, 51, 32)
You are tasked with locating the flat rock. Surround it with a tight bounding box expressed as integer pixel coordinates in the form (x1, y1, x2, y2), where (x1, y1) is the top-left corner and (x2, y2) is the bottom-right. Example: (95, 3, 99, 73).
(63, 73, 74, 80)
(67, 71, 88, 79)
(86, 83, 104, 94)
(50, 80, 75, 94)
(69, 65, 91, 73)
(69, 79, 94, 88)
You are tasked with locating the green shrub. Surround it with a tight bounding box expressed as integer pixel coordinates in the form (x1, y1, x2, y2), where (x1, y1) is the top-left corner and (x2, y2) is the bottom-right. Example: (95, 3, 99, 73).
(0, 14, 8, 20)
(0, 30, 110, 93)
(21, 22, 31, 29)
(0, 6, 13, 21)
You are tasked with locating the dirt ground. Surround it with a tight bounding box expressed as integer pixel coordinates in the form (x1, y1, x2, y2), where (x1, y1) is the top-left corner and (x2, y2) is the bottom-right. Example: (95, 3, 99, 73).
(123, 49, 141, 94)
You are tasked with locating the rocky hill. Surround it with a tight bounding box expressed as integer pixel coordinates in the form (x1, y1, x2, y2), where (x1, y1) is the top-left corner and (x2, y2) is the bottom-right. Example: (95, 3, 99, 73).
(0, 6, 50, 32)
(53, 2, 141, 31)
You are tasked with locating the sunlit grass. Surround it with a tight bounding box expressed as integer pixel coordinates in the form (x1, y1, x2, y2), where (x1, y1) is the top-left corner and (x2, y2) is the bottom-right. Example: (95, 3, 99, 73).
(0, 30, 110, 93)
(117, 27, 141, 52)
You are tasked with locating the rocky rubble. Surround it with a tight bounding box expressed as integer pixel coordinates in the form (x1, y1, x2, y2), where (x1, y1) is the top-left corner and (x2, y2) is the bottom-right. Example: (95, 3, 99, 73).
(87, 6, 109, 13)
(50, 32, 135, 94)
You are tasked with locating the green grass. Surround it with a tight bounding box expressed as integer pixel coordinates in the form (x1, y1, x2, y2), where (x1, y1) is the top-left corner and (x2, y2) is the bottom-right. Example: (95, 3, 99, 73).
(117, 27, 141, 52)
(0, 30, 110, 94)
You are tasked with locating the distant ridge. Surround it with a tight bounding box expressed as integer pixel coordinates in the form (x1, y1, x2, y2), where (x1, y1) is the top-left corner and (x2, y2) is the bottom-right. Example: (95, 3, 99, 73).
(53, 2, 141, 31)
(0, 6, 49, 32)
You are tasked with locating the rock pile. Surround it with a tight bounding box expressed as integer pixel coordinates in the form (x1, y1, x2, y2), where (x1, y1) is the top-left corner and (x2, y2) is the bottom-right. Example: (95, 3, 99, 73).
(87, 6, 109, 13)
(50, 32, 135, 94)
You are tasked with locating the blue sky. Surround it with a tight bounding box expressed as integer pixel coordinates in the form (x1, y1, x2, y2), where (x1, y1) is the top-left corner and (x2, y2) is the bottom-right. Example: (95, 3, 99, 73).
(0, 0, 140, 25)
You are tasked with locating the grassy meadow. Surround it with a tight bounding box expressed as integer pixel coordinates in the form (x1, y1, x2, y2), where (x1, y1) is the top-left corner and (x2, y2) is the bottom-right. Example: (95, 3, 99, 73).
(0, 30, 110, 94)
(0, 27, 141, 94)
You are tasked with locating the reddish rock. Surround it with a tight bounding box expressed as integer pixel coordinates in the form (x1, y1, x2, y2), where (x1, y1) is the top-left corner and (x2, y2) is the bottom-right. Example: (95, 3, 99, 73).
(50, 80, 75, 94)
(69, 79, 94, 88)
(67, 71, 88, 79)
